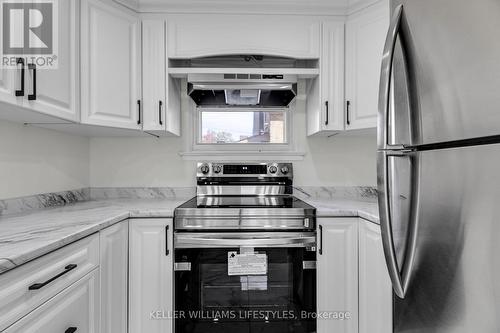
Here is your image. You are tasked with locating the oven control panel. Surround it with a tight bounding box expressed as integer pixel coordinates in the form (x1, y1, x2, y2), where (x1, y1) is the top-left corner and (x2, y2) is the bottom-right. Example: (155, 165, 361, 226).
(197, 162, 293, 178)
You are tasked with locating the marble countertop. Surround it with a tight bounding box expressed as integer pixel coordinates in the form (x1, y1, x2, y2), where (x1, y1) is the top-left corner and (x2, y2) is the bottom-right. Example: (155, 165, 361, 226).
(0, 197, 379, 275)
(302, 197, 379, 223)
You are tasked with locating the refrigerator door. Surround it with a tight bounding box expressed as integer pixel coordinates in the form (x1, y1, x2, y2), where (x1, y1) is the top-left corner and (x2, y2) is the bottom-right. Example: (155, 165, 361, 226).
(393, 144, 500, 332)
(388, 0, 500, 146)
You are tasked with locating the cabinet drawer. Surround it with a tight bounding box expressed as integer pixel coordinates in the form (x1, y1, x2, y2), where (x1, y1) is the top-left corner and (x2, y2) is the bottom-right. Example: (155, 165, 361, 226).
(0, 234, 99, 331)
(4, 269, 100, 333)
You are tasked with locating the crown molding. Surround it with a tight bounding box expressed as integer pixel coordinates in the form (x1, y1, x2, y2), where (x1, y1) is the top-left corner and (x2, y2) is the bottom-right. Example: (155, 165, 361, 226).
(347, 0, 385, 15)
(113, 0, 386, 18)
(114, 0, 349, 15)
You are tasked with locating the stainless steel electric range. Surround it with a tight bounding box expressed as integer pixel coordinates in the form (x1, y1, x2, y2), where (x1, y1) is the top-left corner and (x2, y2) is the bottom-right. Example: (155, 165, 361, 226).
(173, 162, 317, 333)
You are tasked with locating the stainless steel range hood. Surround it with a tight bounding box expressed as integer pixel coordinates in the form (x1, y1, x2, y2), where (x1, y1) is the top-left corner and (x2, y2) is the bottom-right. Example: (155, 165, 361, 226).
(187, 73, 297, 108)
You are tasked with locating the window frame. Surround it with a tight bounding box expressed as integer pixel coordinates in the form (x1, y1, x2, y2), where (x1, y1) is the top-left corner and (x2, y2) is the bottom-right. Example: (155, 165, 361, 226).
(192, 107, 294, 152)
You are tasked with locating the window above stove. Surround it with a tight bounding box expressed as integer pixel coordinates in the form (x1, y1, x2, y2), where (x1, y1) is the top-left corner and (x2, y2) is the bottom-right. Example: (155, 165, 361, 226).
(179, 85, 306, 161)
(199, 109, 288, 145)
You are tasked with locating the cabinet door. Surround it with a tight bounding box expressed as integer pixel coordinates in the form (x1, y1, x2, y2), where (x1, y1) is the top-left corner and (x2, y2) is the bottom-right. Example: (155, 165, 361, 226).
(142, 20, 166, 132)
(142, 20, 181, 136)
(317, 218, 358, 333)
(81, 0, 141, 129)
(25, 0, 79, 122)
(4, 269, 100, 333)
(345, 1, 389, 130)
(322, 21, 345, 132)
(129, 219, 173, 333)
(0, 67, 21, 106)
(358, 219, 392, 333)
(307, 21, 344, 136)
(100, 221, 129, 333)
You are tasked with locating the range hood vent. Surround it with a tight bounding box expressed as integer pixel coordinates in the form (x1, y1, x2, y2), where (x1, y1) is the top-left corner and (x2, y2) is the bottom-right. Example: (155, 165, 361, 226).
(187, 73, 297, 108)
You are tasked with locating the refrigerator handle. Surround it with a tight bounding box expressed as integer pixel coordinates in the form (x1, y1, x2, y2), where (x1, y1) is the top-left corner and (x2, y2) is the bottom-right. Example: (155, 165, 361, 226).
(378, 150, 420, 299)
(378, 151, 405, 298)
(378, 4, 404, 150)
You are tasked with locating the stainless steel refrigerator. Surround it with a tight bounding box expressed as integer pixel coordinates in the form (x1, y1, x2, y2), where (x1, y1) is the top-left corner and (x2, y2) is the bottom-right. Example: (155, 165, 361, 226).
(377, 0, 500, 332)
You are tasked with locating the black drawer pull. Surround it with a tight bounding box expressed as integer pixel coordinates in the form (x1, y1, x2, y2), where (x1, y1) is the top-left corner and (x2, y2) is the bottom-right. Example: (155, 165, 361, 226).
(28, 264, 77, 290)
(325, 101, 329, 126)
(137, 100, 142, 125)
(28, 63, 36, 100)
(165, 225, 170, 256)
(15, 58, 25, 97)
(65, 327, 77, 333)
(159, 100, 163, 125)
(346, 100, 351, 126)
(318, 225, 323, 255)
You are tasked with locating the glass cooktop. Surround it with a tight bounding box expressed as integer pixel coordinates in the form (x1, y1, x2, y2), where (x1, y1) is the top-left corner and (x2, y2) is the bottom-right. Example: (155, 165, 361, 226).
(177, 196, 315, 209)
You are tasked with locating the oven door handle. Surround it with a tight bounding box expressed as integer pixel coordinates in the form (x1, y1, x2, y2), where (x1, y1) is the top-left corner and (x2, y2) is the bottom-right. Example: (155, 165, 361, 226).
(175, 233, 316, 248)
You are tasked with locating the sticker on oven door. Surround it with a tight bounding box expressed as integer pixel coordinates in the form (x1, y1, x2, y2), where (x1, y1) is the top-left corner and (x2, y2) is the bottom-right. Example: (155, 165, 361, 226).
(227, 251, 267, 276)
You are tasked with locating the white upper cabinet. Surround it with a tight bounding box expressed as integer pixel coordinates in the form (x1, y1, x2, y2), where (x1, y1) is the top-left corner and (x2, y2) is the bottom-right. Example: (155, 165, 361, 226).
(81, 0, 142, 129)
(26, 0, 80, 122)
(167, 15, 321, 59)
(345, 0, 389, 130)
(142, 19, 181, 136)
(0, 0, 79, 122)
(0, 66, 22, 108)
(307, 20, 345, 136)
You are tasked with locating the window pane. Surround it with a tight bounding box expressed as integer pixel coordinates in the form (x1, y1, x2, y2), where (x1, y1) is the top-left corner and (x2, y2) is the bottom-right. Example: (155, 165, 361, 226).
(200, 111, 286, 144)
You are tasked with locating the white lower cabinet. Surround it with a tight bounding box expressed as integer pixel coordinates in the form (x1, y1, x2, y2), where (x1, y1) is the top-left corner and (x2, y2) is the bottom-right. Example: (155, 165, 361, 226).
(358, 219, 393, 333)
(0, 234, 99, 331)
(317, 218, 359, 333)
(4, 269, 100, 333)
(100, 221, 129, 333)
(129, 218, 173, 333)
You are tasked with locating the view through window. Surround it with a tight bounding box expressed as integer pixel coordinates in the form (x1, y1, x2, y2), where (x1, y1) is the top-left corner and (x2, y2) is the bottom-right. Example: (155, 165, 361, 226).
(200, 110, 286, 144)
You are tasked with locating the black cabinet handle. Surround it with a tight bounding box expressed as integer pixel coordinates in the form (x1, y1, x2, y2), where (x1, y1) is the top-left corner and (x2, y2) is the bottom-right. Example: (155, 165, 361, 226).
(28, 63, 36, 100)
(15, 58, 25, 97)
(346, 100, 351, 126)
(165, 225, 170, 256)
(318, 225, 323, 255)
(325, 101, 329, 126)
(137, 100, 141, 125)
(159, 100, 163, 125)
(28, 264, 77, 290)
(65, 328, 77, 333)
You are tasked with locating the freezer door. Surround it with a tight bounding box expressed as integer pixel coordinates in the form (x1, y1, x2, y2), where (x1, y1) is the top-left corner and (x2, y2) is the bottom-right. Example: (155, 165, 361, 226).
(388, 0, 500, 146)
(394, 144, 500, 333)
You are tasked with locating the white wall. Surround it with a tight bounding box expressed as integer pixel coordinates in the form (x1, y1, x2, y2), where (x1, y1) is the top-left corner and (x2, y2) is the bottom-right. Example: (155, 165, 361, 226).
(89, 81, 377, 188)
(0, 120, 90, 200)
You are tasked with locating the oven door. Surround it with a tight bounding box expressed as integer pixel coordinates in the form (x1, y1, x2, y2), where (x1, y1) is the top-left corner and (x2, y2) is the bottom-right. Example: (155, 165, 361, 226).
(174, 232, 317, 333)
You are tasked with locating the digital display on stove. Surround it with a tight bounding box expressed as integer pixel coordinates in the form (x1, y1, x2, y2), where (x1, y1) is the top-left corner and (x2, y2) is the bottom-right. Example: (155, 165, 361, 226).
(223, 164, 267, 175)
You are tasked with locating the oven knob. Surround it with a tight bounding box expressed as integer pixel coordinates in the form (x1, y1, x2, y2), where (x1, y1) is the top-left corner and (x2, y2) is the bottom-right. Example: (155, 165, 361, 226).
(213, 165, 222, 174)
(200, 164, 210, 174)
(269, 165, 278, 174)
(280, 166, 290, 175)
